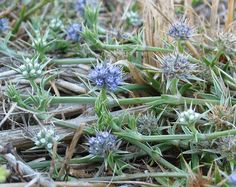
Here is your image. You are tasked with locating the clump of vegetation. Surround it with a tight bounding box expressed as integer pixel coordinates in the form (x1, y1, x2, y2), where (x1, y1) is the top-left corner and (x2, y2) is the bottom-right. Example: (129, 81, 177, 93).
(0, 0, 236, 186)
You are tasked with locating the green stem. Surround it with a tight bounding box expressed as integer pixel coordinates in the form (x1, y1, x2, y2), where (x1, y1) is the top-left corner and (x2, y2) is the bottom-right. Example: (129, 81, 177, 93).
(78, 172, 188, 182)
(50, 58, 97, 65)
(100, 43, 173, 53)
(123, 128, 236, 142)
(122, 136, 181, 172)
(50, 94, 228, 106)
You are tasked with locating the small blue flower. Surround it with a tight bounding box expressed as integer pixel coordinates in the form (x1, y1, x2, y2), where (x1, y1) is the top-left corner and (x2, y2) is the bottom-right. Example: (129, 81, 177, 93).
(229, 172, 236, 187)
(88, 131, 117, 157)
(76, 0, 86, 16)
(89, 63, 123, 91)
(168, 18, 193, 40)
(0, 18, 9, 32)
(66, 23, 82, 41)
(76, 0, 99, 16)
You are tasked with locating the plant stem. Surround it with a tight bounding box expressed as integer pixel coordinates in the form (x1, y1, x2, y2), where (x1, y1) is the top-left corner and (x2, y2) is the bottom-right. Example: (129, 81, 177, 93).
(50, 94, 230, 106)
(100, 43, 173, 53)
(50, 58, 97, 65)
(78, 172, 188, 181)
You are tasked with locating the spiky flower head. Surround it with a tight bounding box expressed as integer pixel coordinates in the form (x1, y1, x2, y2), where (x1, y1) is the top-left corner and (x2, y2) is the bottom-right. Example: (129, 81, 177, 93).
(49, 18, 63, 31)
(126, 11, 142, 27)
(214, 32, 236, 55)
(216, 136, 236, 155)
(19, 57, 44, 80)
(34, 127, 60, 150)
(178, 109, 200, 125)
(89, 63, 123, 91)
(0, 18, 9, 32)
(160, 53, 197, 81)
(66, 23, 82, 42)
(136, 113, 160, 135)
(88, 131, 117, 157)
(168, 18, 193, 40)
(76, 0, 99, 16)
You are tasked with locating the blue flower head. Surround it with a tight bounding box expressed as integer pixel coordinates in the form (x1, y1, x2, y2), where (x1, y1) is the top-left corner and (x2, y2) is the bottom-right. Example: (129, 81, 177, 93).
(76, 0, 99, 16)
(66, 23, 82, 41)
(168, 18, 193, 40)
(229, 172, 236, 187)
(89, 63, 123, 91)
(76, 0, 86, 16)
(0, 18, 9, 32)
(160, 53, 197, 80)
(88, 131, 117, 157)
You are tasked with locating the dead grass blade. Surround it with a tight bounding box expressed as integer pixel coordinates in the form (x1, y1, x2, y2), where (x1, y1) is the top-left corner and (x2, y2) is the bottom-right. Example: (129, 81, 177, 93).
(138, 0, 174, 67)
(225, 0, 235, 30)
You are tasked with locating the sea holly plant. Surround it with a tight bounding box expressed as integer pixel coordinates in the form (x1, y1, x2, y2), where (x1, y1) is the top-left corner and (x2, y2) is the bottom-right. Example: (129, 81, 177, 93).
(89, 62, 123, 130)
(87, 131, 130, 175)
(168, 17, 194, 52)
(176, 105, 202, 142)
(7, 56, 53, 111)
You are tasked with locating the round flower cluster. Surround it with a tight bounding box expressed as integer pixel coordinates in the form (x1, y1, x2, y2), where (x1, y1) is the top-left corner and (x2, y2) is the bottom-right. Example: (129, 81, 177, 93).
(178, 109, 200, 124)
(137, 113, 159, 135)
(126, 11, 142, 27)
(19, 58, 43, 80)
(88, 131, 117, 157)
(34, 128, 59, 150)
(168, 19, 193, 40)
(89, 63, 122, 91)
(66, 23, 82, 42)
(0, 18, 9, 32)
(49, 18, 63, 31)
(215, 32, 236, 55)
(76, 0, 99, 16)
(161, 54, 197, 80)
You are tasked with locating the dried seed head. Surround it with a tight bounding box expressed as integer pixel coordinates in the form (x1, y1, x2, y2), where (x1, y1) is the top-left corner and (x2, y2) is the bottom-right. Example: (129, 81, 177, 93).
(88, 131, 117, 157)
(89, 63, 123, 91)
(208, 105, 235, 130)
(66, 23, 82, 42)
(136, 113, 160, 135)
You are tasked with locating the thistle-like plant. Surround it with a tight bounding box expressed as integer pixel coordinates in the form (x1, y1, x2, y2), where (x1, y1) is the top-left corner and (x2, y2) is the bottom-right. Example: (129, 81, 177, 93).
(33, 127, 60, 150)
(76, 0, 99, 17)
(168, 17, 193, 40)
(18, 56, 45, 80)
(158, 53, 199, 83)
(88, 131, 118, 157)
(126, 11, 142, 27)
(0, 18, 9, 32)
(49, 18, 63, 32)
(89, 62, 123, 91)
(66, 23, 83, 42)
(136, 112, 161, 135)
